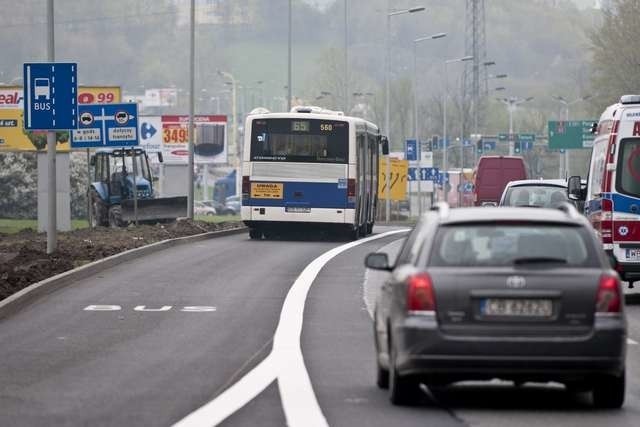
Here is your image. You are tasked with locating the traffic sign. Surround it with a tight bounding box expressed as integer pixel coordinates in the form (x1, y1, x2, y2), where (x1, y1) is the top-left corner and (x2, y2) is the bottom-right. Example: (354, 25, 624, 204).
(407, 166, 439, 181)
(71, 103, 138, 148)
(405, 139, 417, 161)
(548, 120, 596, 149)
(23, 62, 77, 130)
(437, 171, 450, 185)
(518, 133, 536, 143)
(477, 139, 496, 154)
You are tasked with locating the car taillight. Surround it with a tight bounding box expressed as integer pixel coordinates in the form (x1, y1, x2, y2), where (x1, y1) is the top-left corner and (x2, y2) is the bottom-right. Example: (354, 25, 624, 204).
(596, 274, 621, 313)
(407, 273, 436, 312)
(347, 178, 356, 197)
(242, 175, 250, 199)
(601, 198, 613, 243)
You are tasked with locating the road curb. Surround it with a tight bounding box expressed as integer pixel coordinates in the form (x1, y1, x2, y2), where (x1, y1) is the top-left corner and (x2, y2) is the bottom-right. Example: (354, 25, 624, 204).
(0, 226, 247, 321)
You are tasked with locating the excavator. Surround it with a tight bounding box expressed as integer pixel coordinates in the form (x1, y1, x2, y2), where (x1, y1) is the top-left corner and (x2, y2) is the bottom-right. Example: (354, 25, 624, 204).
(88, 148, 187, 227)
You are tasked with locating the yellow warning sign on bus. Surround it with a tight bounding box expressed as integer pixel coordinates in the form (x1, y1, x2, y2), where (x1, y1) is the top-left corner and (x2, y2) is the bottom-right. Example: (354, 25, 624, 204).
(251, 182, 284, 199)
(378, 158, 408, 201)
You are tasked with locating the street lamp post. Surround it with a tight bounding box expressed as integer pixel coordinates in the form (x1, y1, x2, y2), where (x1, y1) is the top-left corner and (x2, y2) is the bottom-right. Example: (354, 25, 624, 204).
(385, 3, 425, 222)
(552, 95, 591, 178)
(442, 56, 473, 204)
(218, 70, 239, 195)
(498, 96, 534, 155)
(413, 32, 446, 215)
(187, 0, 196, 219)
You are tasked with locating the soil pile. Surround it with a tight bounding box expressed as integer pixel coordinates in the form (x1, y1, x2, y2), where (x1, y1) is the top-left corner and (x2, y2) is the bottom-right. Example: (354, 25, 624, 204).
(0, 220, 243, 301)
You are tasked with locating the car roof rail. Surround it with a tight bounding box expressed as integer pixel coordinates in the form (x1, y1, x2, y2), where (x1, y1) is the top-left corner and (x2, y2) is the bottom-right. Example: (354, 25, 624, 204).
(555, 202, 581, 219)
(431, 202, 450, 219)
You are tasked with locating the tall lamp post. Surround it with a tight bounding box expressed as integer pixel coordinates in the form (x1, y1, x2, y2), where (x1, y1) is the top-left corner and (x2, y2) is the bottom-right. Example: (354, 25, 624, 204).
(552, 94, 591, 178)
(442, 55, 473, 203)
(413, 32, 446, 214)
(218, 70, 239, 196)
(498, 96, 534, 155)
(287, 0, 292, 111)
(385, 3, 425, 222)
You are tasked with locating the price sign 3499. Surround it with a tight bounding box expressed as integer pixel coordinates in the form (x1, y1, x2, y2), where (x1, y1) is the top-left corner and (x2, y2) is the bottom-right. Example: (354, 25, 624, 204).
(163, 125, 189, 144)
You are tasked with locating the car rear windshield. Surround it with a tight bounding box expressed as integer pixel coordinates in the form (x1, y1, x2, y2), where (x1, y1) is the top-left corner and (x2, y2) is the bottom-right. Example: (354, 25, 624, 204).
(617, 138, 640, 198)
(428, 224, 598, 267)
(502, 185, 567, 207)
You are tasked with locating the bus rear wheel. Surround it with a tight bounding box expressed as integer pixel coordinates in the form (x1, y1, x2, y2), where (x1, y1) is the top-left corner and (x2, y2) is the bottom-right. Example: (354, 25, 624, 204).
(249, 228, 262, 240)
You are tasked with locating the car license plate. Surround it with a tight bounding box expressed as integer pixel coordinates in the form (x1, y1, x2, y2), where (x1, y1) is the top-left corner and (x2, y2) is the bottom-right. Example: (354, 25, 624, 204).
(286, 206, 311, 213)
(625, 248, 640, 261)
(480, 298, 553, 317)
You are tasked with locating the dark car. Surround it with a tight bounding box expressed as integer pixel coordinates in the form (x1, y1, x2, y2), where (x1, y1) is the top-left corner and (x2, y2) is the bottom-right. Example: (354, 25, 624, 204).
(366, 203, 626, 407)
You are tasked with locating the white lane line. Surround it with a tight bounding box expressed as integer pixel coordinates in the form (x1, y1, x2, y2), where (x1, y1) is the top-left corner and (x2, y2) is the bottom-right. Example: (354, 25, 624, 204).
(173, 229, 409, 427)
(175, 354, 278, 426)
(628, 338, 638, 345)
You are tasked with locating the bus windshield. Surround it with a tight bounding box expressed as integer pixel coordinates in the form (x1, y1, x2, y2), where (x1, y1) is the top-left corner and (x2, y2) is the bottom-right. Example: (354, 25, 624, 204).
(250, 118, 348, 163)
(617, 138, 640, 197)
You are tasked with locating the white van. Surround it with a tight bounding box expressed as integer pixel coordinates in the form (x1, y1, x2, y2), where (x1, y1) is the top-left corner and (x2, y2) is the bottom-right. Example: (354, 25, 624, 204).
(569, 94, 640, 287)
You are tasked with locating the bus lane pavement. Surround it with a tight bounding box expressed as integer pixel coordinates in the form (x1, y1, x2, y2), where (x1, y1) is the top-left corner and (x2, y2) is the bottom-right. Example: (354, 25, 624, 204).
(0, 232, 337, 426)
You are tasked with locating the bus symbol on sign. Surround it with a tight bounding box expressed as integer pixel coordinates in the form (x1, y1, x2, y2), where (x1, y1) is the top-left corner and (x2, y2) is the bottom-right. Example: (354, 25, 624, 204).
(34, 78, 51, 100)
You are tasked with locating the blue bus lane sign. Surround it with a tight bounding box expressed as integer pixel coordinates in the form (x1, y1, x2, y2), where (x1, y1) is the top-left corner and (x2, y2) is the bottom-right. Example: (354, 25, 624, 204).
(71, 103, 139, 148)
(23, 62, 78, 130)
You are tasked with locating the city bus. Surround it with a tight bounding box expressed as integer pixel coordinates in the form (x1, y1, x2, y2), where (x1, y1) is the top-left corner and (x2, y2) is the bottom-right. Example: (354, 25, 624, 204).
(241, 106, 386, 240)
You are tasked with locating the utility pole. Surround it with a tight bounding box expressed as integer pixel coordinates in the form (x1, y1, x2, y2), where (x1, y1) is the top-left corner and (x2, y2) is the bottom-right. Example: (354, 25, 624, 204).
(344, 0, 349, 114)
(287, 0, 292, 111)
(46, 0, 56, 253)
(187, 0, 195, 219)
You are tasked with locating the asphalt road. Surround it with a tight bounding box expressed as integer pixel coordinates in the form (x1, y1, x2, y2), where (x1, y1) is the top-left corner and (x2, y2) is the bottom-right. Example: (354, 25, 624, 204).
(2, 226, 640, 426)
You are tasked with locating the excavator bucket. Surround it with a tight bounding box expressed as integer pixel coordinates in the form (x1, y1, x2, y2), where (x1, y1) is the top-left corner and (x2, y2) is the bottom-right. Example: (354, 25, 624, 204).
(121, 196, 188, 223)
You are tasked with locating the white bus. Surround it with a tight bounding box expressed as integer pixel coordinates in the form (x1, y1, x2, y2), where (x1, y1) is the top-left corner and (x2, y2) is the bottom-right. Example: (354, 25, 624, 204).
(241, 106, 387, 240)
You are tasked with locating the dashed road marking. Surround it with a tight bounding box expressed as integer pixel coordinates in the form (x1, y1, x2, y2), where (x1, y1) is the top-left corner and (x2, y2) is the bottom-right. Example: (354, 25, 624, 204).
(628, 338, 638, 345)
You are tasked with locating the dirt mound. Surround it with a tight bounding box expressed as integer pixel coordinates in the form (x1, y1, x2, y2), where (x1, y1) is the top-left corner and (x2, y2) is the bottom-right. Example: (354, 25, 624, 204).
(0, 220, 243, 301)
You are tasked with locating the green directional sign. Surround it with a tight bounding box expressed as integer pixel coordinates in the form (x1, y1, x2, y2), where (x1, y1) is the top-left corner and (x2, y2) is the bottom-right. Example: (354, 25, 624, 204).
(548, 120, 596, 149)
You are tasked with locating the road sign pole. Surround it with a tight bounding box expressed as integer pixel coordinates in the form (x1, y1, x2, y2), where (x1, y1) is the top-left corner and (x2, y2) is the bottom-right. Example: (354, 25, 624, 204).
(46, 0, 56, 254)
(187, 0, 195, 219)
(132, 149, 139, 225)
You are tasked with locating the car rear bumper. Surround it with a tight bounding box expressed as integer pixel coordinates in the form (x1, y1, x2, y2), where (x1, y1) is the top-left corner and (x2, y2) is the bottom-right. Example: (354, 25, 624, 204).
(392, 314, 626, 381)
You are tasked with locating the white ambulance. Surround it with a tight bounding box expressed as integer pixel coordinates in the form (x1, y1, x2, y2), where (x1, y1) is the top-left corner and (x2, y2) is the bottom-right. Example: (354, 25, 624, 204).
(569, 94, 640, 288)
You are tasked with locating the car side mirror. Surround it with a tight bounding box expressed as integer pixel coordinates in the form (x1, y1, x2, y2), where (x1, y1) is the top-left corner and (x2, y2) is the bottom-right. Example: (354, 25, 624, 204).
(365, 252, 391, 271)
(567, 175, 584, 201)
(380, 136, 390, 155)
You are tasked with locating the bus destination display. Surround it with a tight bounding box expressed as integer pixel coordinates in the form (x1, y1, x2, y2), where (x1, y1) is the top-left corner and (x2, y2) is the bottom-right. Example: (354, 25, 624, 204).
(291, 120, 310, 132)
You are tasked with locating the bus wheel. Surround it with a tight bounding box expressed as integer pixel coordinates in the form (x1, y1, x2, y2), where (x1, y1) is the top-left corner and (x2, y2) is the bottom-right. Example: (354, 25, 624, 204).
(249, 228, 262, 240)
(367, 223, 373, 235)
(350, 226, 360, 241)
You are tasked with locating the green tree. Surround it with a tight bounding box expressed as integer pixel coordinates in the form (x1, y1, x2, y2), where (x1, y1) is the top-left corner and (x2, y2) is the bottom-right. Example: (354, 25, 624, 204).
(589, 0, 640, 112)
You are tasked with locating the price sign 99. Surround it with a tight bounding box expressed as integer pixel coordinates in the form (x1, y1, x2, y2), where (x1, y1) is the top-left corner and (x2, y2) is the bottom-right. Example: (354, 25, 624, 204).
(77, 87, 121, 104)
